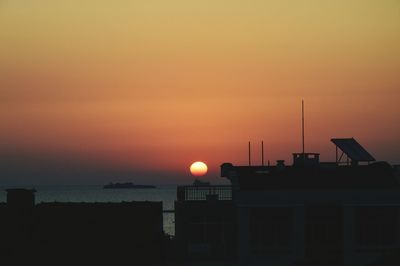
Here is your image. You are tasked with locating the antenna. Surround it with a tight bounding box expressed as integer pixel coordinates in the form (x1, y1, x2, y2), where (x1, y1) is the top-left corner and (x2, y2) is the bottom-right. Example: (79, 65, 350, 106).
(302, 100, 305, 154)
(261, 141, 264, 166)
(248, 141, 251, 166)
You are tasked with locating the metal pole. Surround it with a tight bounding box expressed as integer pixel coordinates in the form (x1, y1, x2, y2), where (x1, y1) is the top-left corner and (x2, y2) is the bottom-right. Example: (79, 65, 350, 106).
(248, 141, 251, 166)
(302, 100, 305, 154)
(261, 141, 264, 166)
(336, 146, 338, 163)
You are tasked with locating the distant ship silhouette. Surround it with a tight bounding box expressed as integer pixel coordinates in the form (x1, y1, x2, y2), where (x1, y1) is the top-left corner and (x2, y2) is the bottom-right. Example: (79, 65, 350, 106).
(103, 182, 156, 189)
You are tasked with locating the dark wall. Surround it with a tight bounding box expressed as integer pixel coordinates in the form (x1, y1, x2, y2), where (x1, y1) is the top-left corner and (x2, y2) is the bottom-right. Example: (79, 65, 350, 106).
(0, 201, 163, 266)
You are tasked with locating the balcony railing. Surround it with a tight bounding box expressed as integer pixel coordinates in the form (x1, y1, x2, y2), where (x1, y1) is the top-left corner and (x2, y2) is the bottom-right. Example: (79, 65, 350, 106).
(177, 185, 232, 201)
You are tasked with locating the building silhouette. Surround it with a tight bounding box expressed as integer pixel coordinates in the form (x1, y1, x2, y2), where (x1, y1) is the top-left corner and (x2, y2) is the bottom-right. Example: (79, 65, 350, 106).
(0, 189, 163, 266)
(175, 138, 400, 266)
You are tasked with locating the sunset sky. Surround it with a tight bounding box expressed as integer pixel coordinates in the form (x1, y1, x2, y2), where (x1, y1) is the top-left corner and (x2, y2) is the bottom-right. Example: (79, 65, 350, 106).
(1, 0, 399, 185)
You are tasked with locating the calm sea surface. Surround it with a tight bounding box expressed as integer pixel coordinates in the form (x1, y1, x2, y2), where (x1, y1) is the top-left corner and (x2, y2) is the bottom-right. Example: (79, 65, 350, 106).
(0, 185, 177, 235)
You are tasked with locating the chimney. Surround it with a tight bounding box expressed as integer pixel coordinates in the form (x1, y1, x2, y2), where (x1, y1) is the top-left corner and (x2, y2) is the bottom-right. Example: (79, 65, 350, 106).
(276, 160, 285, 170)
(6, 188, 36, 209)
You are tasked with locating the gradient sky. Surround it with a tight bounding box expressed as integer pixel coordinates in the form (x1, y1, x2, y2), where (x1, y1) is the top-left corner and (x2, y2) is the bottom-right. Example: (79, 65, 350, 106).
(1, 0, 399, 185)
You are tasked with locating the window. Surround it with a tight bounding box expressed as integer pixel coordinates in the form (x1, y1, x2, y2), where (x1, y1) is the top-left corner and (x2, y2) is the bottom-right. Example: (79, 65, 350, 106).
(250, 207, 293, 253)
(305, 206, 343, 248)
(355, 207, 398, 247)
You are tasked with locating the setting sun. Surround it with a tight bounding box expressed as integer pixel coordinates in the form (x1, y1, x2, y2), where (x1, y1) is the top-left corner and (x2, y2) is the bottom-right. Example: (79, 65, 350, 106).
(190, 161, 208, 177)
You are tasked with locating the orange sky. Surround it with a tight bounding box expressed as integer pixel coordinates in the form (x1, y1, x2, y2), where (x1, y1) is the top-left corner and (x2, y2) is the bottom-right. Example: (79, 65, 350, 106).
(1, 0, 399, 185)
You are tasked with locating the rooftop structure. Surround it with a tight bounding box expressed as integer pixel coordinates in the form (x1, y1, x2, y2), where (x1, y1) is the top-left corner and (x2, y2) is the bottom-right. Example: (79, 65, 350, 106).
(331, 138, 376, 165)
(221, 138, 397, 191)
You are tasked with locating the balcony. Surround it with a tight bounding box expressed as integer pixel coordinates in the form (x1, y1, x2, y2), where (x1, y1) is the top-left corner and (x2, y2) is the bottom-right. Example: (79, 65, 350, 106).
(177, 185, 232, 201)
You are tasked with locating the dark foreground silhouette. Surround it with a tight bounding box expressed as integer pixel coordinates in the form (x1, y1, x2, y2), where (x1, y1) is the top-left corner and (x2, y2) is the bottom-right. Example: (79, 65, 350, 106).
(2, 138, 400, 266)
(0, 189, 163, 266)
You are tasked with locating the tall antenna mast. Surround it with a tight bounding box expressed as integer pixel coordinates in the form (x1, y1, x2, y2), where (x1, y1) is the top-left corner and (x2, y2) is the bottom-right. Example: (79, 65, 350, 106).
(261, 141, 264, 166)
(302, 100, 305, 154)
(248, 141, 251, 166)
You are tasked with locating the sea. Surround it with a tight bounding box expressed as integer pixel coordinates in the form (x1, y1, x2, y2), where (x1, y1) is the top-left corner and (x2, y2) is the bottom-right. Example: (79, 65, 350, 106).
(0, 185, 177, 236)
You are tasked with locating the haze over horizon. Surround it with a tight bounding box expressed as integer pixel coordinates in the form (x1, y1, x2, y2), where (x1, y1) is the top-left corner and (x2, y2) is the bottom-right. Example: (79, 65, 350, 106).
(1, 0, 399, 185)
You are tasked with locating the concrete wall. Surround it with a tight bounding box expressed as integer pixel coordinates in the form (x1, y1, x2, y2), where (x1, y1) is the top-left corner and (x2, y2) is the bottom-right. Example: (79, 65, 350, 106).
(233, 190, 400, 266)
